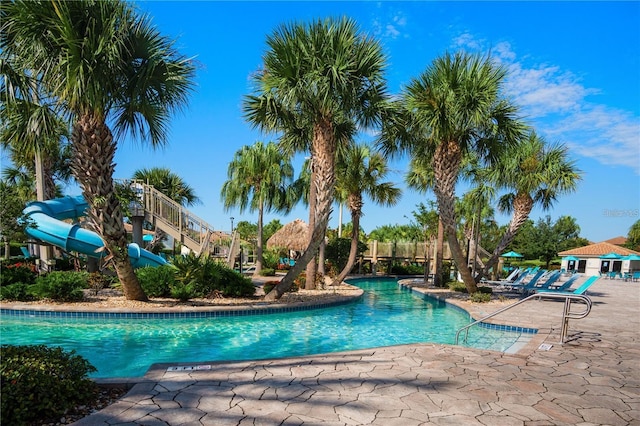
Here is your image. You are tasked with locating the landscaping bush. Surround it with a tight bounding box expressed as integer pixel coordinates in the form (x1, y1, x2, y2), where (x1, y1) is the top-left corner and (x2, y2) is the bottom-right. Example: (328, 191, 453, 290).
(0, 283, 33, 301)
(448, 281, 468, 293)
(0, 262, 37, 287)
(0, 345, 97, 425)
(470, 292, 491, 303)
(259, 267, 275, 276)
(170, 281, 196, 301)
(136, 265, 176, 297)
(30, 271, 88, 301)
(390, 263, 424, 275)
(171, 253, 255, 300)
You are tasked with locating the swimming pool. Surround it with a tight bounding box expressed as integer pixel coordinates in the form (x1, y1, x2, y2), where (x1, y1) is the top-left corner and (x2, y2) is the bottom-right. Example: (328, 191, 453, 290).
(0, 277, 532, 378)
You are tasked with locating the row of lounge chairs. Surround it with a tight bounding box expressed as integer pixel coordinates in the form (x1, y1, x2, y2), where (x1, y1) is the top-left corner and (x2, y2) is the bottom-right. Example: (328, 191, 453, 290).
(483, 267, 599, 296)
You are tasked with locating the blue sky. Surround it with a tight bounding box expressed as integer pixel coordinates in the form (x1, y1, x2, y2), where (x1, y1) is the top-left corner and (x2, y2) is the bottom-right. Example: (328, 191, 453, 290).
(5, 1, 639, 243)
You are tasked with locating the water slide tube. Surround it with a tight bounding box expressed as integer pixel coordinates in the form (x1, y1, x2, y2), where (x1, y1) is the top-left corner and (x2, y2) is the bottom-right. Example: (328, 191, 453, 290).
(23, 195, 167, 268)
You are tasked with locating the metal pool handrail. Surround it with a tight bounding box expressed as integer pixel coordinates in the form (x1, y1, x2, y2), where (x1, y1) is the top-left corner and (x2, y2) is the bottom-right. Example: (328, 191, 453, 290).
(455, 292, 592, 345)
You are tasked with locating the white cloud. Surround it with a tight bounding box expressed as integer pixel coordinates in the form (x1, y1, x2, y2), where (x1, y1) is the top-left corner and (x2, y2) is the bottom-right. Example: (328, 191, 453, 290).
(454, 33, 640, 174)
(372, 10, 408, 40)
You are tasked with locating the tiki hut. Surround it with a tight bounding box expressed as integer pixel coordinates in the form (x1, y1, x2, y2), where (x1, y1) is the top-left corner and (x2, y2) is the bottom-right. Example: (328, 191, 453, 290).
(266, 219, 309, 252)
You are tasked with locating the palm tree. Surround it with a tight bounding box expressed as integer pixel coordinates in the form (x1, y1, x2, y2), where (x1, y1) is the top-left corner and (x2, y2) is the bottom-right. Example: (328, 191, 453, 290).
(243, 17, 389, 300)
(221, 141, 296, 275)
(380, 52, 527, 293)
(480, 131, 581, 278)
(133, 167, 200, 207)
(405, 155, 447, 286)
(332, 143, 401, 284)
(1, 0, 195, 301)
(0, 61, 72, 202)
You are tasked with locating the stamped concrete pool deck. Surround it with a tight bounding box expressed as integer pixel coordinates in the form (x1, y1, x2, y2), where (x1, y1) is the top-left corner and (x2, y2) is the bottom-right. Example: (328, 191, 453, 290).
(72, 277, 639, 425)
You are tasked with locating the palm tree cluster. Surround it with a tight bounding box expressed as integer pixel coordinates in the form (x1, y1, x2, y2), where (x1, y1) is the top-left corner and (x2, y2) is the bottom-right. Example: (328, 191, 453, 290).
(241, 23, 581, 296)
(1, 0, 195, 300)
(2, 3, 581, 301)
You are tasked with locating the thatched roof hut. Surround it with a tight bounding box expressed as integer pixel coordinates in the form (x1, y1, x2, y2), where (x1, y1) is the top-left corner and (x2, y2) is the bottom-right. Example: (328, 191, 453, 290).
(266, 219, 309, 251)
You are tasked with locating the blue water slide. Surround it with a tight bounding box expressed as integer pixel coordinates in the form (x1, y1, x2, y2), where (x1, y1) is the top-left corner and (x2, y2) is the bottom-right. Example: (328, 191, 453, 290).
(23, 196, 167, 268)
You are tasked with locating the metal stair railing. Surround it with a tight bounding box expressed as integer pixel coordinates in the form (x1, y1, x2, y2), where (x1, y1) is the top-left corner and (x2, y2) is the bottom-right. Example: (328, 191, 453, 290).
(115, 179, 223, 256)
(455, 292, 592, 345)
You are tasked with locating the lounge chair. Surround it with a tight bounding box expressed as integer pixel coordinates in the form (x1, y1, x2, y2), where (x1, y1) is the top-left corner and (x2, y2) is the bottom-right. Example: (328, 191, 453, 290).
(537, 276, 600, 296)
(527, 270, 562, 293)
(633, 271, 640, 282)
(509, 269, 546, 293)
(494, 268, 532, 288)
(535, 273, 581, 293)
(482, 267, 523, 285)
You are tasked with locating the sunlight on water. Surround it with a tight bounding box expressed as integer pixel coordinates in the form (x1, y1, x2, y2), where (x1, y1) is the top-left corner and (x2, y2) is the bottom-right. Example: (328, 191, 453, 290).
(0, 278, 528, 378)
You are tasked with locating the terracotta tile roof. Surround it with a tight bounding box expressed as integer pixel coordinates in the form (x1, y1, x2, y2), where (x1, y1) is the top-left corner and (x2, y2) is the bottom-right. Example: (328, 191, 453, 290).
(603, 236, 628, 246)
(559, 241, 640, 257)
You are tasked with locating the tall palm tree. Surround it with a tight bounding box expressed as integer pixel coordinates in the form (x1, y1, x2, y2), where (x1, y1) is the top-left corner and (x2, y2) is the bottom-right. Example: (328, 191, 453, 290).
(333, 143, 401, 284)
(405, 155, 447, 286)
(480, 131, 581, 278)
(1, 0, 195, 301)
(0, 62, 72, 202)
(133, 167, 200, 207)
(243, 17, 389, 300)
(221, 141, 296, 275)
(380, 52, 527, 293)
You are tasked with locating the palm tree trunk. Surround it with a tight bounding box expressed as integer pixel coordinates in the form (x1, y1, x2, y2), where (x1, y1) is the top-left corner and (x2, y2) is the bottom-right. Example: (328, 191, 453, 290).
(305, 167, 318, 289)
(333, 200, 361, 285)
(255, 202, 264, 275)
(432, 140, 477, 293)
(434, 219, 444, 286)
(479, 194, 533, 280)
(266, 120, 335, 300)
(72, 113, 147, 301)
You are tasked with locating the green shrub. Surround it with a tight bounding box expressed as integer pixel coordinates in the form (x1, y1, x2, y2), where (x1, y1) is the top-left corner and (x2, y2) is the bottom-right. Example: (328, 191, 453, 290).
(0, 263, 37, 287)
(171, 253, 255, 299)
(261, 249, 280, 270)
(0, 283, 33, 301)
(259, 267, 275, 276)
(448, 281, 468, 293)
(0, 345, 97, 425)
(390, 263, 424, 275)
(470, 292, 491, 303)
(30, 271, 88, 301)
(170, 281, 196, 301)
(136, 265, 176, 297)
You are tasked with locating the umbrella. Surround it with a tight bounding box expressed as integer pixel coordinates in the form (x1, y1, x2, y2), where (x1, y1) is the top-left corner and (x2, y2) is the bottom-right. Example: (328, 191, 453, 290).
(266, 219, 309, 251)
(599, 252, 622, 259)
(501, 250, 524, 258)
(562, 255, 580, 261)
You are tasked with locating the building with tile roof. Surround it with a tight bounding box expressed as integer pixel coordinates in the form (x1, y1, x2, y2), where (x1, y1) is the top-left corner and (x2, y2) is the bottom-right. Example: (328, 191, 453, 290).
(559, 241, 640, 276)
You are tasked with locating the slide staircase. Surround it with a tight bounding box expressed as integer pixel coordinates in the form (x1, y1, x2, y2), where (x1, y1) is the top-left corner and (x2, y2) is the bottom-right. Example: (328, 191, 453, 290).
(130, 181, 239, 267)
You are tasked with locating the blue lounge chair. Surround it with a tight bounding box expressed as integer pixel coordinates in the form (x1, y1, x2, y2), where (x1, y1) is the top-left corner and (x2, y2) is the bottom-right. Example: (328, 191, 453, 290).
(482, 267, 524, 285)
(535, 273, 581, 293)
(495, 268, 532, 288)
(509, 269, 546, 293)
(528, 270, 562, 293)
(538, 276, 600, 295)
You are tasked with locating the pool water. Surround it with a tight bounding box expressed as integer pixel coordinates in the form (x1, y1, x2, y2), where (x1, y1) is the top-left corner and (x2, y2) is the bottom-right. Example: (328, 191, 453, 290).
(0, 278, 528, 378)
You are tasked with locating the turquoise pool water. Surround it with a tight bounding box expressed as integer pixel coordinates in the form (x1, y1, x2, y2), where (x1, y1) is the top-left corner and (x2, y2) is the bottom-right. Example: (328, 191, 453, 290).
(0, 278, 529, 378)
